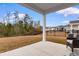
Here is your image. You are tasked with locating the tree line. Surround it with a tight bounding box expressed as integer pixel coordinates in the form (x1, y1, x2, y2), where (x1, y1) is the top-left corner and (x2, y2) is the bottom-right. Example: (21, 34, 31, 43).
(0, 11, 42, 37)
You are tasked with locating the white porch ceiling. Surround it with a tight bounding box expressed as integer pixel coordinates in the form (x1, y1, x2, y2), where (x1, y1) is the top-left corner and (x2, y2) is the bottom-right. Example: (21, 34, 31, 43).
(21, 3, 77, 14)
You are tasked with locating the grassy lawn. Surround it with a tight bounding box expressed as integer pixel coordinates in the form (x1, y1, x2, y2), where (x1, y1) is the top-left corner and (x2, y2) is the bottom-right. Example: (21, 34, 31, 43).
(0, 35, 42, 53)
(46, 36, 66, 45)
(46, 31, 67, 44)
(0, 32, 67, 53)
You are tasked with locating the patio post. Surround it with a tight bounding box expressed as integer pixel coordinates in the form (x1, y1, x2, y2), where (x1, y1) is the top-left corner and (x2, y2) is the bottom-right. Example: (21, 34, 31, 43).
(78, 24, 79, 30)
(43, 14, 46, 42)
(70, 24, 73, 34)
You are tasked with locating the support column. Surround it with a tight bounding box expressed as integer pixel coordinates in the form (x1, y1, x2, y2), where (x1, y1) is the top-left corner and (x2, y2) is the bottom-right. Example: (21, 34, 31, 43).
(78, 24, 79, 30)
(70, 24, 73, 34)
(42, 14, 46, 42)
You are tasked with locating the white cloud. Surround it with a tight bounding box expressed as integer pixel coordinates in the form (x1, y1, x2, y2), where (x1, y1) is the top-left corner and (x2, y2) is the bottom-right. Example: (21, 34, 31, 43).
(56, 7, 79, 16)
(9, 14, 15, 19)
(0, 18, 4, 23)
(9, 13, 25, 19)
(62, 20, 69, 24)
(18, 13, 25, 19)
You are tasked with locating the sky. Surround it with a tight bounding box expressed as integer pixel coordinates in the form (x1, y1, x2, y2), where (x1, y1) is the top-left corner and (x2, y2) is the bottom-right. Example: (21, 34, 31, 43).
(0, 3, 79, 27)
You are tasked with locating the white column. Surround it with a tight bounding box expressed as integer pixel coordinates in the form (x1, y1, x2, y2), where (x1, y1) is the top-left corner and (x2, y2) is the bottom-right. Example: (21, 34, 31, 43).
(42, 14, 46, 42)
(70, 24, 73, 34)
(78, 24, 79, 30)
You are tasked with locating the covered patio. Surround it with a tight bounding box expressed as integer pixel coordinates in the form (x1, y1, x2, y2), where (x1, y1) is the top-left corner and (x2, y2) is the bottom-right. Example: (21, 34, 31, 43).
(0, 41, 71, 56)
(21, 3, 76, 42)
(0, 3, 79, 56)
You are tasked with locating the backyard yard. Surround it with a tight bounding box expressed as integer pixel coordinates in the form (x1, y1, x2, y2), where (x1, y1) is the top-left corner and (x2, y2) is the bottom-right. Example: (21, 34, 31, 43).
(0, 31, 67, 53)
(46, 31, 67, 44)
(0, 35, 42, 53)
(47, 36, 66, 44)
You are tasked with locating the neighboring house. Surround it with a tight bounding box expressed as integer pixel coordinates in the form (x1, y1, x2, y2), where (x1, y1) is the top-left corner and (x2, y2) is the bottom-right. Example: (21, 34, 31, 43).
(46, 26, 65, 32)
(65, 19, 79, 32)
(56, 25, 66, 31)
(46, 27, 56, 31)
(46, 19, 79, 32)
(64, 24, 70, 32)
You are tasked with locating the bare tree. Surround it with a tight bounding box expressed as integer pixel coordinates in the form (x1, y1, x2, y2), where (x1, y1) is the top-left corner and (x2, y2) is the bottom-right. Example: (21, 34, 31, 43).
(13, 10, 19, 24)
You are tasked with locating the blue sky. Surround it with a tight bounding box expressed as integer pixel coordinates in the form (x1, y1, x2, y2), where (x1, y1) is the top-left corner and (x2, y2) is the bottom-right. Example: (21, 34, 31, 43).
(0, 3, 79, 27)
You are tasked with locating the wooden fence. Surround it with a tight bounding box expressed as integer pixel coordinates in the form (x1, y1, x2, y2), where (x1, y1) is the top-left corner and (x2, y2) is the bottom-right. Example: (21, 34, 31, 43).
(46, 31, 67, 37)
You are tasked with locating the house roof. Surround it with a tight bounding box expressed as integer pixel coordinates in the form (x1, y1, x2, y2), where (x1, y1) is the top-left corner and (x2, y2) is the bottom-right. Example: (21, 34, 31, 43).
(70, 20, 79, 23)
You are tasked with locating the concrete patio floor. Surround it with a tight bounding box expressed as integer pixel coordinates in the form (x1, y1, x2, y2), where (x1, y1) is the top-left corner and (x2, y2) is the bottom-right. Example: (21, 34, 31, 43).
(0, 41, 78, 56)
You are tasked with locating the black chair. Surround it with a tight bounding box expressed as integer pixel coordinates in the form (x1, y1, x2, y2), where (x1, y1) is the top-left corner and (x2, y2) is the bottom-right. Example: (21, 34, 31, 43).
(67, 33, 74, 52)
(67, 33, 79, 52)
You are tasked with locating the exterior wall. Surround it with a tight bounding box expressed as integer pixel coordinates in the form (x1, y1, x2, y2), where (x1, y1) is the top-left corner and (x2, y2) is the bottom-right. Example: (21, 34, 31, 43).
(72, 25, 78, 30)
(64, 26, 70, 32)
(65, 23, 79, 32)
(70, 23, 79, 30)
